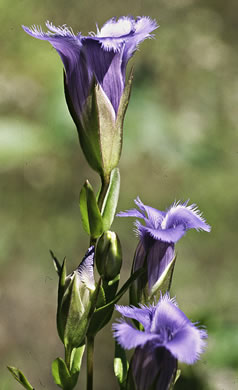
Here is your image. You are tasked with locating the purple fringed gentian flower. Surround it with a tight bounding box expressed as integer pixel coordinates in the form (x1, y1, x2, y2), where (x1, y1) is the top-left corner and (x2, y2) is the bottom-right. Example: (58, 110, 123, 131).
(113, 294, 207, 390)
(22, 17, 158, 177)
(118, 198, 211, 298)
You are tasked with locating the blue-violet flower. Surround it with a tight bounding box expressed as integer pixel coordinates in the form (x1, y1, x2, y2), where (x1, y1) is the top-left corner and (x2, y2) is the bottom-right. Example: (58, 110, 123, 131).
(22, 17, 158, 176)
(113, 294, 207, 390)
(118, 198, 211, 294)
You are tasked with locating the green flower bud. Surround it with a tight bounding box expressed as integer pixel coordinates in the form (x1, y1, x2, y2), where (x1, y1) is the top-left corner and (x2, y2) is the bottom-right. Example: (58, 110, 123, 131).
(57, 247, 97, 349)
(96, 231, 122, 281)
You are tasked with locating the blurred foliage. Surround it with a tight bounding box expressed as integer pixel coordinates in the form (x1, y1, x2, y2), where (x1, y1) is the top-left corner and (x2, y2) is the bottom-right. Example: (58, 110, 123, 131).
(1, 0, 238, 389)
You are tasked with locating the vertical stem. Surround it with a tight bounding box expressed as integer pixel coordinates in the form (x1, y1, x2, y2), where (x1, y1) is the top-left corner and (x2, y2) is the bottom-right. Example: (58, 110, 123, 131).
(87, 335, 95, 390)
(97, 174, 110, 211)
(87, 173, 109, 388)
(65, 346, 72, 371)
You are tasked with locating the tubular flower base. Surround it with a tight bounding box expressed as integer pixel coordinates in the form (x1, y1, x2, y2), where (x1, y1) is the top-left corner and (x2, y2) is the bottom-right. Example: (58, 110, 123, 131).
(113, 294, 207, 390)
(22, 17, 158, 176)
(118, 198, 211, 292)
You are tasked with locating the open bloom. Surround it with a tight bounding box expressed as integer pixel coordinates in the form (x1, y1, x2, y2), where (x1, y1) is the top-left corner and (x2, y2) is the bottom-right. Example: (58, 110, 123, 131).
(118, 198, 211, 294)
(113, 294, 207, 390)
(22, 17, 158, 176)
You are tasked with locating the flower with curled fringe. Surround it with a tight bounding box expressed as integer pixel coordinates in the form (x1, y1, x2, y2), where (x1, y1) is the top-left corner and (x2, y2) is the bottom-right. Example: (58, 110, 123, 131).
(22, 17, 158, 177)
(118, 198, 211, 298)
(113, 294, 207, 390)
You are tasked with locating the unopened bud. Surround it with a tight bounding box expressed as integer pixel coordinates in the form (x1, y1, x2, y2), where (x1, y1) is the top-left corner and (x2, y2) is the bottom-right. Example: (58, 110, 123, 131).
(57, 247, 96, 349)
(96, 231, 122, 281)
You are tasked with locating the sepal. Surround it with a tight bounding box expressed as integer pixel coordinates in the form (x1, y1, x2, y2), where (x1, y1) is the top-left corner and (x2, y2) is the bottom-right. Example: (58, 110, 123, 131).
(93, 83, 119, 175)
(115, 67, 133, 158)
(130, 255, 177, 305)
(65, 70, 133, 177)
(149, 255, 177, 299)
(101, 168, 120, 231)
(51, 346, 85, 390)
(52, 358, 77, 390)
(79, 180, 104, 239)
(70, 345, 85, 375)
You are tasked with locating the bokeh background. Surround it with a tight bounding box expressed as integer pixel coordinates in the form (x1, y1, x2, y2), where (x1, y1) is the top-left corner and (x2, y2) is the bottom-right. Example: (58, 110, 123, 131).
(1, 0, 238, 389)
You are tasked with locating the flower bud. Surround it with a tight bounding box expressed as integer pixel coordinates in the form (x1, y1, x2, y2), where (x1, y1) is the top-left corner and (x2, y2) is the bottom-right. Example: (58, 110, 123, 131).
(96, 231, 122, 281)
(57, 247, 97, 349)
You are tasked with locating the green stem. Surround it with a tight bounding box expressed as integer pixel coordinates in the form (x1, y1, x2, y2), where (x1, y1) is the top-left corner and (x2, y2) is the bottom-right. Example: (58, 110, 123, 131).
(87, 174, 110, 385)
(89, 174, 110, 247)
(86, 335, 95, 390)
(97, 174, 110, 211)
(65, 346, 72, 371)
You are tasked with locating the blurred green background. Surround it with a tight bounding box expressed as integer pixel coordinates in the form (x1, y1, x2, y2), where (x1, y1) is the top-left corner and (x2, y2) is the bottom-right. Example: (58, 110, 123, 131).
(1, 0, 238, 389)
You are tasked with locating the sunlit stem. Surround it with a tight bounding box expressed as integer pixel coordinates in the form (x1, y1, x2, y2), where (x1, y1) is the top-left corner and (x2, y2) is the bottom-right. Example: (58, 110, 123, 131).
(97, 174, 110, 211)
(87, 173, 110, 388)
(86, 335, 95, 390)
(65, 345, 72, 371)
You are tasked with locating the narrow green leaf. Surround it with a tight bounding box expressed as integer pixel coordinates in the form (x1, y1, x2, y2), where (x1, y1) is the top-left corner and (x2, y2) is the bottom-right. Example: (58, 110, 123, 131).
(101, 168, 120, 231)
(95, 268, 145, 313)
(7, 366, 34, 390)
(51, 358, 72, 390)
(114, 342, 129, 388)
(50, 250, 61, 275)
(149, 255, 177, 298)
(79, 185, 90, 235)
(87, 302, 114, 336)
(85, 180, 104, 239)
